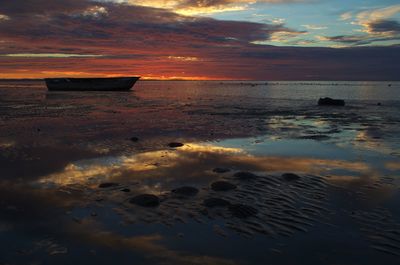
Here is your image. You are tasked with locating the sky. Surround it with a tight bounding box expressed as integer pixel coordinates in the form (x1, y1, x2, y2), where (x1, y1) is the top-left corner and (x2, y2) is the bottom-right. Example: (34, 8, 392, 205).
(0, 0, 399, 80)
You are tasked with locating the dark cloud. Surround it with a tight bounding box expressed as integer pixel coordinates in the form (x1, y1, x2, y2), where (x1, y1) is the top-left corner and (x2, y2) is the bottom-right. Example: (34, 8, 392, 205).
(0, 0, 297, 52)
(323, 34, 400, 46)
(368, 19, 400, 34)
(0, 0, 90, 14)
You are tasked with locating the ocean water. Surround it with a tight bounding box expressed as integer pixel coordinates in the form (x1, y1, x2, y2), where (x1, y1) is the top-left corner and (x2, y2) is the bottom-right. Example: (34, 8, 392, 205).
(0, 80, 400, 265)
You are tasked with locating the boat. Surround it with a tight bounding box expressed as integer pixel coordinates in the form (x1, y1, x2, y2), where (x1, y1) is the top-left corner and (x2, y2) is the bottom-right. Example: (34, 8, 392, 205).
(45, 76, 140, 91)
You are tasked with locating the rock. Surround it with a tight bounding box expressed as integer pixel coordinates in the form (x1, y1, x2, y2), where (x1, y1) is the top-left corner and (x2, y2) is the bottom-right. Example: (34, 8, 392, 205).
(282, 173, 300, 181)
(211, 181, 237, 191)
(98, 182, 119, 188)
(318, 97, 345, 106)
(203, 198, 231, 208)
(213, 167, 230, 173)
(229, 204, 258, 218)
(121, 188, 131, 192)
(129, 194, 160, 207)
(298, 135, 330, 140)
(233, 171, 258, 180)
(172, 186, 199, 196)
(168, 142, 184, 148)
(377, 102, 382, 106)
(130, 137, 139, 142)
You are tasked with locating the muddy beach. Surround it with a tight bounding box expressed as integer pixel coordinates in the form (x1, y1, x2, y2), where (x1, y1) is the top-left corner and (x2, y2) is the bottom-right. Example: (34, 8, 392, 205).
(1, 80, 400, 265)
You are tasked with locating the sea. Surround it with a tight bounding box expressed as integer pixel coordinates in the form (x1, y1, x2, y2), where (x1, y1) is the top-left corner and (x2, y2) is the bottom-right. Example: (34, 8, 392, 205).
(0, 80, 399, 265)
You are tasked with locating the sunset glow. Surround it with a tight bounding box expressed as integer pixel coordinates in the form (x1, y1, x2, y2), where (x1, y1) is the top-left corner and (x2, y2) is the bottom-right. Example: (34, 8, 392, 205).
(0, 0, 399, 80)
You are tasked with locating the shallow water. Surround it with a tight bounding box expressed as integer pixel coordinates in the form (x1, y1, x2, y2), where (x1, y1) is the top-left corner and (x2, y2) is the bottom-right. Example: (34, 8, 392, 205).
(0, 80, 400, 264)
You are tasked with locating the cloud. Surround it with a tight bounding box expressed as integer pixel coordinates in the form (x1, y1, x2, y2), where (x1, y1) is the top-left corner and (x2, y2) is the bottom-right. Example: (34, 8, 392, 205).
(109, 0, 310, 15)
(0, 0, 297, 48)
(0, 0, 91, 15)
(81, 5, 109, 19)
(0, 0, 399, 80)
(3, 53, 103, 58)
(319, 33, 400, 46)
(339, 11, 352, 21)
(302, 24, 327, 30)
(356, 4, 400, 24)
(328, 5, 400, 46)
(367, 19, 400, 34)
(0, 14, 10, 21)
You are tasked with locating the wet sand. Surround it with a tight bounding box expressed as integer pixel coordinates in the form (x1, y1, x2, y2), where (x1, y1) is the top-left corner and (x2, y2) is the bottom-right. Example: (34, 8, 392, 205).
(1, 80, 400, 264)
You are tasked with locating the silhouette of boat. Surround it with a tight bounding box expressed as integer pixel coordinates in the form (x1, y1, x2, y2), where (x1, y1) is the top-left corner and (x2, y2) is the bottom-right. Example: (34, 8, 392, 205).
(45, 77, 140, 91)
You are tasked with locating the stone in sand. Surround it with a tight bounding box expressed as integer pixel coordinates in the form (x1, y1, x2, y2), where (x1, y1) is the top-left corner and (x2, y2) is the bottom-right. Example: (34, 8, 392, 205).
(98, 182, 119, 188)
(282, 173, 300, 181)
(211, 181, 237, 191)
(318, 97, 345, 106)
(233, 171, 258, 180)
(121, 188, 131, 192)
(229, 204, 258, 218)
(203, 198, 231, 208)
(172, 186, 199, 196)
(299, 135, 330, 140)
(213, 167, 231, 173)
(130, 137, 139, 142)
(168, 142, 184, 148)
(129, 194, 160, 207)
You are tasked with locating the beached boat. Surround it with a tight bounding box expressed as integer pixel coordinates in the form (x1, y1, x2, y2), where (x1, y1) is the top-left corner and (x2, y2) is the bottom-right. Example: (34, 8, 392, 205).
(45, 77, 140, 91)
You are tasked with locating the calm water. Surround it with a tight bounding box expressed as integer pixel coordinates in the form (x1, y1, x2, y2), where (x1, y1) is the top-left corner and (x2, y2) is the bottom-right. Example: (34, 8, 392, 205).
(0, 80, 400, 264)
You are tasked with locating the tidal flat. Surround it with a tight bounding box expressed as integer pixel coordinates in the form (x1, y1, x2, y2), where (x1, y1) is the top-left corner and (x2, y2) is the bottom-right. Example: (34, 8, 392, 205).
(1, 80, 400, 265)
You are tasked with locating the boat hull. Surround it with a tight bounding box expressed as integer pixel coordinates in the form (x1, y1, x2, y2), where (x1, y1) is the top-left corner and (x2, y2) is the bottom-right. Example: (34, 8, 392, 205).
(45, 77, 140, 91)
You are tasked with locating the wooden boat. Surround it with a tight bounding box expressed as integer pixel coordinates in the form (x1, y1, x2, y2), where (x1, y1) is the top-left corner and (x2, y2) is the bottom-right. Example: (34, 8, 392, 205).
(45, 77, 140, 91)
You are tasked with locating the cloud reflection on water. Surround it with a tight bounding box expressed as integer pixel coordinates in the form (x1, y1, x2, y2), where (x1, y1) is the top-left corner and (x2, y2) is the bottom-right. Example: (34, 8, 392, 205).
(37, 142, 375, 190)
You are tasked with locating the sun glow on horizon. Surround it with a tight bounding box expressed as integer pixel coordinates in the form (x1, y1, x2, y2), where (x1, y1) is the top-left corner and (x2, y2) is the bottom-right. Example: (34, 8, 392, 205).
(0, 71, 230, 81)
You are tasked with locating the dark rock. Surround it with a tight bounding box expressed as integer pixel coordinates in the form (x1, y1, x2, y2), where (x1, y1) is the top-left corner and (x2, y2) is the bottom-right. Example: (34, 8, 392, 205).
(282, 173, 300, 181)
(211, 181, 237, 191)
(298, 135, 330, 140)
(168, 142, 184, 148)
(229, 204, 258, 218)
(121, 188, 131, 192)
(203, 198, 231, 208)
(213, 168, 230, 173)
(172, 186, 199, 196)
(130, 137, 139, 142)
(377, 102, 382, 106)
(233, 171, 258, 180)
(318, 97, 345, 106)
(98, 182, 119, 188)
(73, 217, 82, 224)
(129, 194, 160, 207)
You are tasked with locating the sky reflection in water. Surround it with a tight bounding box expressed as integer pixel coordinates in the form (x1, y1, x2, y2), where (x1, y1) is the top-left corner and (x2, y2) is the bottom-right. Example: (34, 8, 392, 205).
(1, 81, 400, 265)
